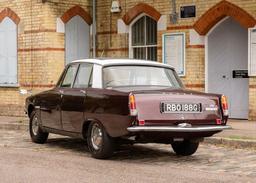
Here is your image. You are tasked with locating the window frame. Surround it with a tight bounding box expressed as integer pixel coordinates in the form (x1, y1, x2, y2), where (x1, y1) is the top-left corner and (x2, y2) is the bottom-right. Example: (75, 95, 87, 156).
(248, 27, 256, 76)
(0, 17, 18, 87)
(129, 13, 158, 61)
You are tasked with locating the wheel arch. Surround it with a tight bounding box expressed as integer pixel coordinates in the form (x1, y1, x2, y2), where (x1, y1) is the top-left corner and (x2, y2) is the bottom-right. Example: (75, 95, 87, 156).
(82, 118, 102, 139)
(82, 116, 131, 138)
(28, 104, 35, 118)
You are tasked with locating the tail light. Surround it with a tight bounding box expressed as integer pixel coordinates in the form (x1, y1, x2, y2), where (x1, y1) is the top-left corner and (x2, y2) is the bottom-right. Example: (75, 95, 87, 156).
(216, 118, 222, 125)
(129, 93, 138, 116)
(221, 95, 229, 116)
(138, 120, 145, 126)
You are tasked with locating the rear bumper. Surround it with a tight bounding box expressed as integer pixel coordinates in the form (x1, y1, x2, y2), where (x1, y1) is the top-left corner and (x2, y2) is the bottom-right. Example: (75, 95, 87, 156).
(127, 125, 231, 133)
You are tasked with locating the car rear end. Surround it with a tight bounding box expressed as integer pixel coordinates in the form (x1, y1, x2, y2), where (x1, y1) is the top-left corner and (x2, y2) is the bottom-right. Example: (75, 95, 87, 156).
(102, 62, 231, 142)
(127, 90, 230, 141)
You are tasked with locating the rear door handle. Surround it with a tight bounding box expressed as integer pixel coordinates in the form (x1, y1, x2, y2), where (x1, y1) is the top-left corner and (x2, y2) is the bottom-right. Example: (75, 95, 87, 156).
(59, 90, 64, 98)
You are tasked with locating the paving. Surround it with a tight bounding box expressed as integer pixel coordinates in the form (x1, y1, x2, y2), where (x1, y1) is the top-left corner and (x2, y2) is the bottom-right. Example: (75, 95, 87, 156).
(216, 119, 256, 139)
(0, 129, 256, 182)
(0, 116, 28, 131)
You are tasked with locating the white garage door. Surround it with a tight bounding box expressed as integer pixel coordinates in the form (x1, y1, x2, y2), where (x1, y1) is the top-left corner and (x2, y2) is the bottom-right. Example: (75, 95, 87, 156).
(208, 18, 249, 119)
(0, 17, 17, 85)
(65, 15, 90, 65)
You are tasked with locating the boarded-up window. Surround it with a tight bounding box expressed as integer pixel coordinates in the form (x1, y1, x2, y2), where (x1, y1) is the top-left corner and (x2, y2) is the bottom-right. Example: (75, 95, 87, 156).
(249, 28, 256, 76)
(0, 17, 17, 85)
(65, 15, 90, 65)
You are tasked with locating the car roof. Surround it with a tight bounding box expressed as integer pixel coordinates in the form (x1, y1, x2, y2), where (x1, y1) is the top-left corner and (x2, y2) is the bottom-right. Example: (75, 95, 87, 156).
(71, 58, 174, 69)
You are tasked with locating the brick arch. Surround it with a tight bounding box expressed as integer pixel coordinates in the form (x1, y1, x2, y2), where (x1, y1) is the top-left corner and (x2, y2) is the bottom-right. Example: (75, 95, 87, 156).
(122, 3, 161, 25)
(194, 0, 256, 35)
(0, 8, 20, 25)
(61, 5, 92, 25)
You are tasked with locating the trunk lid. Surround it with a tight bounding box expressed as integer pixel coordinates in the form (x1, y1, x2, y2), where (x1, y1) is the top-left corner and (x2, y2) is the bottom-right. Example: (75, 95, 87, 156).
(131, 88, 222, 126)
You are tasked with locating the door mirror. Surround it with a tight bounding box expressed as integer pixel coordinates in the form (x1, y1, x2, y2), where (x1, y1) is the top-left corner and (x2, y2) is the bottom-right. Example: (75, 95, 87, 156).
(19, 89, 32, 95)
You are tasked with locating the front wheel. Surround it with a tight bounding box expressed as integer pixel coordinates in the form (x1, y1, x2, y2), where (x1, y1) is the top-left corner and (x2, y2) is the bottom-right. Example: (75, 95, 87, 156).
(29, 111, 49, 144)
(87, 121, 115, 159)
(171, 140, 199, 156)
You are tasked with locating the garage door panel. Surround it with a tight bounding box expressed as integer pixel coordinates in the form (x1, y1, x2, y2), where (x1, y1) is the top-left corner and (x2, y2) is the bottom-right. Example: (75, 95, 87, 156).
(208, 18, 248, 119)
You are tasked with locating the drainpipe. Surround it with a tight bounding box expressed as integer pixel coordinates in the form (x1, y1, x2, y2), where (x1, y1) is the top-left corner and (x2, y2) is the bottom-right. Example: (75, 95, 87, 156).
(92, 0, 96, 58)
(170, 0, 178, 24)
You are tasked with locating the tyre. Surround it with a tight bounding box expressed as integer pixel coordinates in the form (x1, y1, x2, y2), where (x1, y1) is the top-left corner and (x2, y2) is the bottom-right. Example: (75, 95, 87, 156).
(171, 140, 199, 156)
(29, 111, 49, 144)
(87, 121, 115, 159)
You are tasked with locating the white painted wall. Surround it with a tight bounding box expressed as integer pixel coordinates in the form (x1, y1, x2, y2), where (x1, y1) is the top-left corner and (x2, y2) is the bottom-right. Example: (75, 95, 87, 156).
(189, 29, 205, 45)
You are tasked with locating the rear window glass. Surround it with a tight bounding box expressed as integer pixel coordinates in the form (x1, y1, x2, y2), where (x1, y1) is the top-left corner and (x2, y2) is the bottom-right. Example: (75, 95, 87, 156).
(103, 65, 183, 89)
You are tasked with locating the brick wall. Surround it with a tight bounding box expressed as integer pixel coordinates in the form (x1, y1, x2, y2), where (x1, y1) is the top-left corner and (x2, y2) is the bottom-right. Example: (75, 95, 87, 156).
(0, 0, 90, 116)
(249, 77, 256, 120)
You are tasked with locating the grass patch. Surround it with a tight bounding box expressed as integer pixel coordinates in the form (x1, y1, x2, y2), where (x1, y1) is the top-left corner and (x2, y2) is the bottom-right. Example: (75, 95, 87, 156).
(228, 135, 256, 141)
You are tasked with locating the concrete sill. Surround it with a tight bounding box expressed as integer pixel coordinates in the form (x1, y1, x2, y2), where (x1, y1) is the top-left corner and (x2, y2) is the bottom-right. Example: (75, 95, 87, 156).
(0, 84, 20, 88)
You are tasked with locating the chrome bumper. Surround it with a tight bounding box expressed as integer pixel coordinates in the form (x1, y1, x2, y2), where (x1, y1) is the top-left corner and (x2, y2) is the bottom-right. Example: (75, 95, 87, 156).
(127, 125, 232, 133)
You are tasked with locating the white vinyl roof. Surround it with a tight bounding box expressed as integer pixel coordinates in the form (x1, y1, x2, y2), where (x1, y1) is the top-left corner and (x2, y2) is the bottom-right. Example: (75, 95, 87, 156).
(71, 58, 174, 69)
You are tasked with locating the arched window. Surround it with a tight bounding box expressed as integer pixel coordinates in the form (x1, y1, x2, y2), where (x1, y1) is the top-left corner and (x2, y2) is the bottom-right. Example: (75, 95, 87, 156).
(130, 15, 157, 61)
(0, 17, 17, 85)
(65, 15, 90, 64)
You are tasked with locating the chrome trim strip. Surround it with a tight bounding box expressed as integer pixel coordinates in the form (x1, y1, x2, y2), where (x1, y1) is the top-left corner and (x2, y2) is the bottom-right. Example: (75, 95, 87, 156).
(127, 125, 232, 132)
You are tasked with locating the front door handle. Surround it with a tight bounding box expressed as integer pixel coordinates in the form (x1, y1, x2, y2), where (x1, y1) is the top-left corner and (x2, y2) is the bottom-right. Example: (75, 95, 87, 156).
(80, 90, 86, 95)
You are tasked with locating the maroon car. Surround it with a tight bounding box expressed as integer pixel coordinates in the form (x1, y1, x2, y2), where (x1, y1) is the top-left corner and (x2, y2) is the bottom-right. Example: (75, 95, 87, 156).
(25, 59, 231, 159)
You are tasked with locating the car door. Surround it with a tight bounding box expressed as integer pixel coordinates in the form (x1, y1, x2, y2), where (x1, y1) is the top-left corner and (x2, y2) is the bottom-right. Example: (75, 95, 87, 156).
(61, 63, 93, 132)
(40, 68, 70, 130)
(40, 88, 62, 130)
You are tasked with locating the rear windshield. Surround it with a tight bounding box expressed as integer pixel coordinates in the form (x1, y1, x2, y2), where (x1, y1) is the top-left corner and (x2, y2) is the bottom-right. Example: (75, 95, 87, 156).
(103, 65, 183, 89)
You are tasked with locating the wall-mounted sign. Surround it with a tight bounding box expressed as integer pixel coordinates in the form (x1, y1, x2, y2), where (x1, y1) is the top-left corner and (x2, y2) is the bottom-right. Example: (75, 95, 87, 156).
(162, 33, 186, 76)
(249, 28, 256, 76)
(180, 5, 196, 18)
(232, 70, 249, 78)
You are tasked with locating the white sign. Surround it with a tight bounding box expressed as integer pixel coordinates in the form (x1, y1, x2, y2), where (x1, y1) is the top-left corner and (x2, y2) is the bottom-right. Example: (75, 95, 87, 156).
(162, 33, 185, 76)
(249, 28, 256, 76)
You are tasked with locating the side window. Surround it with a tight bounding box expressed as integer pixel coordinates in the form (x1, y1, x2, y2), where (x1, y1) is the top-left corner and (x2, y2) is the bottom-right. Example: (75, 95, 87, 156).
(61, 64, 78, 88)
(73, 64, 93, 88)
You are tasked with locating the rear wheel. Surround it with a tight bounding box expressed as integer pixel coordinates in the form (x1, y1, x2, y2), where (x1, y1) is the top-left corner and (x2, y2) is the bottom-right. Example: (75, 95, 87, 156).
(171, 140, 199, 156)
(87, 121, 115, 159)
(29, 111, 49, 144)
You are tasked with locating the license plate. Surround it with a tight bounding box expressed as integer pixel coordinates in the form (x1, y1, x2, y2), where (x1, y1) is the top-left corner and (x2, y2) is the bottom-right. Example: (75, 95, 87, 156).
(160, 103, 201, 113)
